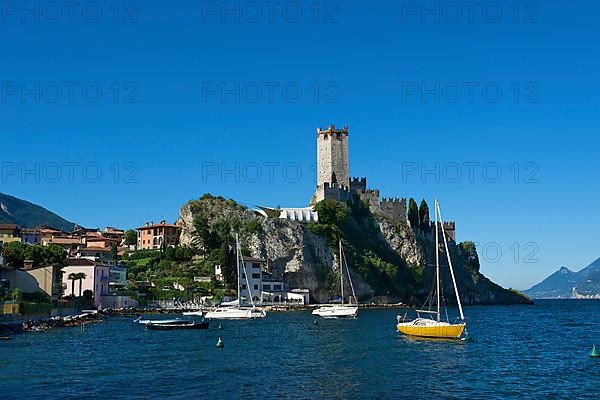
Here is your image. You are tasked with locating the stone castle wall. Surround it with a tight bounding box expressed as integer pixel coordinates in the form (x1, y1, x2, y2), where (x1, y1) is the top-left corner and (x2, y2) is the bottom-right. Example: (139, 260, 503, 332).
(380, 197, 407, 223)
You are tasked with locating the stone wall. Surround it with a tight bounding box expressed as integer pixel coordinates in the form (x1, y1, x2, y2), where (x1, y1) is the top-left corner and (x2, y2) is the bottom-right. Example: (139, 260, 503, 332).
(379, 197, 407, 224)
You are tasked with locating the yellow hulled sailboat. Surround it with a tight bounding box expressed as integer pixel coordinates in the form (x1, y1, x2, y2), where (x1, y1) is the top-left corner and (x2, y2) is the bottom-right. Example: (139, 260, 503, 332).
(396, 199, 467, 339)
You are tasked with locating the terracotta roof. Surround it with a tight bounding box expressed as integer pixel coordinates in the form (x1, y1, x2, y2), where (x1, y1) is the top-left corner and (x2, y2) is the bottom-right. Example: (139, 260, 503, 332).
(66, 258, 96, 267)
(44, 238, 82, 245)
(137, 223, 181, 230)
(104, 227, 125, 233)
(0, 224, 18, 230)
(79, 247, 111, 253)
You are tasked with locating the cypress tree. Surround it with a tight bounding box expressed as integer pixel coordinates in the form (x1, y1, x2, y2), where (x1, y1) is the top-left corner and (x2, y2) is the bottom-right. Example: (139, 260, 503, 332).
(408, 198, 419, 229)
(419, 199, 430, 233)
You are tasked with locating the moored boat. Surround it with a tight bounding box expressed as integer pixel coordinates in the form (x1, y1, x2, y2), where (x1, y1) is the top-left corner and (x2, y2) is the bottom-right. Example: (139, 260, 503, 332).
(312, 304, 358, 319)
(205, 307, 266, 320)
(136, 318, 183, 325)
(312, 239, 359, 319)
(182, 310, 204, 317)
(145, 320, 209, 330)
(205, 234, 267, 320)
(396, 199, 468, 340)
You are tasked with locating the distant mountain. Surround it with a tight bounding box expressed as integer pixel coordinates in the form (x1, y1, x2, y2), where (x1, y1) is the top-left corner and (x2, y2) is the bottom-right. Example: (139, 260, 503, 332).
(525, 258, 600, 299)
(0, 193, 75, 232)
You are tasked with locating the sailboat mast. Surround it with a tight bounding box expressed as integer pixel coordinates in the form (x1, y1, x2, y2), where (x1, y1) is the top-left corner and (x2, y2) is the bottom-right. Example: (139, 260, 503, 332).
(236, 233, 241, 305)
(436, 201, 465, 321)
(435, 199, 441, 322)
(339, 239, 344, 306)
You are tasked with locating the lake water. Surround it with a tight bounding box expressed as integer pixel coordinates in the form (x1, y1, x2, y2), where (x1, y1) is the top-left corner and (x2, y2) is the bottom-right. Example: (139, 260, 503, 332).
(1, 300, 599, 399)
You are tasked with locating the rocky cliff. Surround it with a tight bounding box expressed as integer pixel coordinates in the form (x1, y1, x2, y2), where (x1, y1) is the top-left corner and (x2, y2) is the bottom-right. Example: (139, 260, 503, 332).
(178, 195, 532, 305)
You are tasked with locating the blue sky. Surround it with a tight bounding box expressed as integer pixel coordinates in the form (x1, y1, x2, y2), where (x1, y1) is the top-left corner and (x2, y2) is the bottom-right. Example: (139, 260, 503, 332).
(1, 0, 599, 290)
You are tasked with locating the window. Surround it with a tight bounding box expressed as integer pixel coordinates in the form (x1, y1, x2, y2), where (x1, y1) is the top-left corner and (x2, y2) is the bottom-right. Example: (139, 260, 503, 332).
(241, 273, 246, 278)
(253, 285, 259, 290)
(252, 273, 260, 279)
(274, 285, 282, 291)
(242, 284, 247, 290)
(252, 263, 261, 269)
(263, 285, 271, 290)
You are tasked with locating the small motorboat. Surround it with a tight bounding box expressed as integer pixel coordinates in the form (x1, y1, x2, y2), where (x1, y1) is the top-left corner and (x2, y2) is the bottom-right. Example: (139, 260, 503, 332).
(145, 320, 209, 330)
(182, 310, 204, 317)
(136, 318, 183, 325)
(312, 304, 358, 319)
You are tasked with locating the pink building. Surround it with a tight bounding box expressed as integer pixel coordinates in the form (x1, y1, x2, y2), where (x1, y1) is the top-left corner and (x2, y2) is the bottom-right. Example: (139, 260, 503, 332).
(62, 258, 110, 308)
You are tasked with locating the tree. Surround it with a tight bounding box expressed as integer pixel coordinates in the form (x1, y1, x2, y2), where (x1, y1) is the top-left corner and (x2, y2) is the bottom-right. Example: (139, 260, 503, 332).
(110, 243, 118, 261)
(418, 199, 430, 233)
(10, 288, 23, 302)
(68, 273, 78, 297)
(124, 230, 137, 246)
(75, 273, 87, 297)
(164, 246, 176, 261)
(459, 242, 480, 272)
(0, 242, 66, 269)
(407, 198, 419, 229)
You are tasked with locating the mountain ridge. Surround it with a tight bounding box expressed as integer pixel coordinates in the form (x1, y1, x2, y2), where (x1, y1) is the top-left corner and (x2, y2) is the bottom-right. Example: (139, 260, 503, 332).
(0, 192, 75, 232)
(525, 257, 600, 299)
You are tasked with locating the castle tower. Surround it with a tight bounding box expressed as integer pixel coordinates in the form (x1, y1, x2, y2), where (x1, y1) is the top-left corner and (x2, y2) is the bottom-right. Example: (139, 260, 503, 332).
(311, 125, 350, 205)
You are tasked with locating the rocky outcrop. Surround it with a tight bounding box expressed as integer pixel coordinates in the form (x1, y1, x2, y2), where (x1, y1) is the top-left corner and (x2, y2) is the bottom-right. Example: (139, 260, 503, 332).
(178, 195, 531, 305)
(378, 217, 424, 267)
(178, 196, 374, 303)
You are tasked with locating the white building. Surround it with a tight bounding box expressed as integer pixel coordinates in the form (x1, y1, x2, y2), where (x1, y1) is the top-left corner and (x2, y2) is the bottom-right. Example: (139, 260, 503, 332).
(214, 264, 224, 282)
(255, 206, 319, 224)
(239, 257, 264, 304)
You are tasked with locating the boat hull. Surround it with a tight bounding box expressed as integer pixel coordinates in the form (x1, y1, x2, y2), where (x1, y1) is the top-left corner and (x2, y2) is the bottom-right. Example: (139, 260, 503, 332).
(312, 305, 358, 319)
(146, 321, 209, 330)
(205, 308, 267, 320)
(182, 311, 204, 317)
(396, 320, 465, 339)
(138, 319, 182, 325)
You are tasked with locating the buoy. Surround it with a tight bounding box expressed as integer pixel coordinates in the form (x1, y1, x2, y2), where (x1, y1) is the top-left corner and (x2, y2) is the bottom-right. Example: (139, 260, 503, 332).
(216, 337, 224, 348)
(590, 345, 600, 358)
(313, 319, 318, 326)
(217, 324, 223, 330)
(462, 331, 473, 342)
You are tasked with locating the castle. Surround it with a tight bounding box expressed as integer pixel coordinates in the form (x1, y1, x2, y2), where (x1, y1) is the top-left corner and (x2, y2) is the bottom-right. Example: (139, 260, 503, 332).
(309, 125, 455, 241)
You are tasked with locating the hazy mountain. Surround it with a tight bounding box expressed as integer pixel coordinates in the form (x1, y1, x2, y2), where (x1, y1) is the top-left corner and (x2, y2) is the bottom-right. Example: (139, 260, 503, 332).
(525, 258, 600, 299)
(0, 193, 75, 232)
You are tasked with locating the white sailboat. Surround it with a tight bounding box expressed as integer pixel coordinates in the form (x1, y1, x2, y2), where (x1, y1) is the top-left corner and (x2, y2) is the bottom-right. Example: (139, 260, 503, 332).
(205, 234, 267, 320)
(396, 199, 467, 339)
(312, 239, 359, 319)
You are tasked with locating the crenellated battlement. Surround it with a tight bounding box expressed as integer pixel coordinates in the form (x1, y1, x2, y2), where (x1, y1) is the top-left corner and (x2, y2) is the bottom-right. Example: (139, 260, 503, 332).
(379, 197, 407, 223)
(350, 177, 367, 193)
(317, 125, 349, 136)
(427, 220, 456, 241)
(323, 182, 350, 192)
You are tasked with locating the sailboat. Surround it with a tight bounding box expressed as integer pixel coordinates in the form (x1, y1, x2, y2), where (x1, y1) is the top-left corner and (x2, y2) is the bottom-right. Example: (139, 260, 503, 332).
(396, 199, 467, 339)
(312, 239, 359, 319)
(205, 234, 267, 320)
